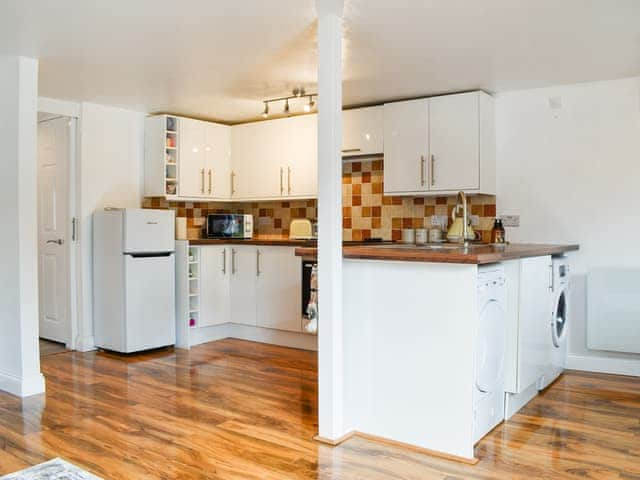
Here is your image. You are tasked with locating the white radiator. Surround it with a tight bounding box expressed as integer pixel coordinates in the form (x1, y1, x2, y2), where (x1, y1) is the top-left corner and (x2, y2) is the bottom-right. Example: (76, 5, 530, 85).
(587, 268, 640, 354)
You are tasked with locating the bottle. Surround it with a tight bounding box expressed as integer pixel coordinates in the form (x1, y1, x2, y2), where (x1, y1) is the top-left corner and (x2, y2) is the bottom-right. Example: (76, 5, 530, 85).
(491, 218, 506, 244)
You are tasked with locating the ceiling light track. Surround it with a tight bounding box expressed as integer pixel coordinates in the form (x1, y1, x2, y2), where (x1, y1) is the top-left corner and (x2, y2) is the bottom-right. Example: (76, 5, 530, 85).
(262, 88, 317, 118)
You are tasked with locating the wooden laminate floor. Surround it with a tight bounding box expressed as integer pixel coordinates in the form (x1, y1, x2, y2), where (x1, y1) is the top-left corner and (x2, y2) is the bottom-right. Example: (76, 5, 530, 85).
(0, 339, 638, 479)
(39, 339, 67, 357)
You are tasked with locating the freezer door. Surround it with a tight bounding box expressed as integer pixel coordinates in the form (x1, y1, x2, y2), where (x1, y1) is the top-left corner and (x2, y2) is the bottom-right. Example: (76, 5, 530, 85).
(123, 209, 175, 253)
(124, 253, 176, 352)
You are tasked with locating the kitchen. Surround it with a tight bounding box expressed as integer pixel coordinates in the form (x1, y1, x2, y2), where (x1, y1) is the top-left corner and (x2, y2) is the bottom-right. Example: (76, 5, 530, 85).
(1, 1, 639, 478)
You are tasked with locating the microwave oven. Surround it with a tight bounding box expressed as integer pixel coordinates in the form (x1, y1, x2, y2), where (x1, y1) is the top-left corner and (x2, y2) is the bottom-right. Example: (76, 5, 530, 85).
(205, 214, 253, 239)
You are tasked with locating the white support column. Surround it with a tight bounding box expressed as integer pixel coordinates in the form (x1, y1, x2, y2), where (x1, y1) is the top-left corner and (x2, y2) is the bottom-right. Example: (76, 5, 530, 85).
(316, 0, 346, 441)
(0, 56, 45, 397)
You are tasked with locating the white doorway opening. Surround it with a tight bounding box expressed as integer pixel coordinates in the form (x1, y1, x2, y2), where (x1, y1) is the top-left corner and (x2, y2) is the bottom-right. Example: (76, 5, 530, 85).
(37, 112, 79, 350)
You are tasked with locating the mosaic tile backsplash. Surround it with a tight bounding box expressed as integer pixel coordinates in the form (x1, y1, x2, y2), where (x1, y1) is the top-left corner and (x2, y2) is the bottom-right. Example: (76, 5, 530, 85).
(142, 159, 497, 242)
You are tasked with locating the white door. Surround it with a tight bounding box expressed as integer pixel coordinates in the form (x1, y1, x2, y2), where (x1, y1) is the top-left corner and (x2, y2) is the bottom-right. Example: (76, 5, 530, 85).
(229, 246, 258, 325)
(383, 99, 429, 194)
(256, 247, 302, 332)
(37, 116, 70, 344)
(179, 118, 206, 198)
(199, 246, 230, 327)
(429, 92, 480, 191)
(285, 114, 317, 198)
(204, 123, 231, 199)
(343, 106, 383, 156)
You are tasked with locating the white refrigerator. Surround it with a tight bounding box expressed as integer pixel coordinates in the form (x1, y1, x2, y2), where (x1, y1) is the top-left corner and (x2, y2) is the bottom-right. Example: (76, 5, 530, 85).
(93, 208, 176, 353)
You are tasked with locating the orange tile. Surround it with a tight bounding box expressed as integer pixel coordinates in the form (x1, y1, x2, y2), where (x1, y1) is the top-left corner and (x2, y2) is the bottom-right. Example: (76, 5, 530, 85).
(362, 229, 372, 240)
(382, 196, 393, 205)
(392, 217, 401, 229)
(353, 195, 362, 206)
(392, 229, 401, 241)
(343, 175, 352, 184)
(372, 206, 382, 217)
(352, 229, 363, 241)
(362, 206, 372, 217)
(343, 218, 352, 228)
(484, 204, 497, 217)
(372, 217, 382, 229)
(413, 218, 424, 228)
(352, 183, 362, 195)
(362, 172, 371, 183)
(392, 196, 403, 205)
(402, 218, 413, 228)
(372, 159, 383, 171)
(424, 205, 435, 217)
(343, 206, 352, 218)
(372, 183, 383, 194)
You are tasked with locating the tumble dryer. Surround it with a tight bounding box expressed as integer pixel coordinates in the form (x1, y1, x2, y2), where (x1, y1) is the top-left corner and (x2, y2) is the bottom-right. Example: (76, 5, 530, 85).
(473, 265, 507, 443)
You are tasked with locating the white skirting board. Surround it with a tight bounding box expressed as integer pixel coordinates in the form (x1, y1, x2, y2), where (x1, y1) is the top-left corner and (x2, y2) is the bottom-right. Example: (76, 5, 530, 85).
(0, 370, 46, 398)
(567, 354, 640, 377)
(186, 323, 317, 351)
(504, 383, 538, 420)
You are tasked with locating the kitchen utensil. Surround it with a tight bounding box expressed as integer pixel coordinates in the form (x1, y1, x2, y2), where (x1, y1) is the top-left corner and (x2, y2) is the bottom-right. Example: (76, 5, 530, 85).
(415, 229, 427, 244)
(402, 229, 415, 244)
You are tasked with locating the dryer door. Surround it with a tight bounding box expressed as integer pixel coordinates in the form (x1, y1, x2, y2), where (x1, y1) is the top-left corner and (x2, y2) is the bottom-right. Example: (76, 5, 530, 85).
(552, 287, 568, 348)
(475, 299, 507, 393)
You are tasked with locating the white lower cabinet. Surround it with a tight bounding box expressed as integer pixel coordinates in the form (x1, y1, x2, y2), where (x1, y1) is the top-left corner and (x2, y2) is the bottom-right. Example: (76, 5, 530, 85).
(229, 246, 258, 326)
(199, 246, 230, 327)
(256, 247, 302, 332)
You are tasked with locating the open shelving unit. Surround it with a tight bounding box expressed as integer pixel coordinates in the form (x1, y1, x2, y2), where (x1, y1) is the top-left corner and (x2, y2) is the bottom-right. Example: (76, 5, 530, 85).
(164, 116, 179, 197)
(176, 241, 203, 349)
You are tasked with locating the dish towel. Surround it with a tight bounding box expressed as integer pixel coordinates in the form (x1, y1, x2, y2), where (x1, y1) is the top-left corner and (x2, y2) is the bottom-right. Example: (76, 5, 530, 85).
(304, 264, 318, 334)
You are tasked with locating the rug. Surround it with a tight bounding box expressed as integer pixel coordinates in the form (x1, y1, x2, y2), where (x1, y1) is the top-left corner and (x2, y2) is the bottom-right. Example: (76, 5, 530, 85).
(0, 459, 101, 480)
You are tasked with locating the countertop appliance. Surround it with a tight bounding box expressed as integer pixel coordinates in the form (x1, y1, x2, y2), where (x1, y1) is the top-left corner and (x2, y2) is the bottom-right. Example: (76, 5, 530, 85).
(206, 214, 253, 239)
(289, 219, 315, 240)
(93, 208, 176, 353)
(473, 265, 507, 443)
(539, 256, 570, 390)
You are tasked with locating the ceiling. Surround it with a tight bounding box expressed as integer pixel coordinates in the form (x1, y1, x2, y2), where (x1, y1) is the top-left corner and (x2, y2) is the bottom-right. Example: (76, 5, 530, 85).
(1, 0, 639, 123)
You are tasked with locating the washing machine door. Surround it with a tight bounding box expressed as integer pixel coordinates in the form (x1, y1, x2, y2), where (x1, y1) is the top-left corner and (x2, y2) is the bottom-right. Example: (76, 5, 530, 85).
(475, 299, 507, 393)
(552, 287, 568, 348)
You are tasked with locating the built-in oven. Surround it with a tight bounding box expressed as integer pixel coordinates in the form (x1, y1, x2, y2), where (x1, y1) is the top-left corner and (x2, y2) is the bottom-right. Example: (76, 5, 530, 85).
(205, 214, 253, 239)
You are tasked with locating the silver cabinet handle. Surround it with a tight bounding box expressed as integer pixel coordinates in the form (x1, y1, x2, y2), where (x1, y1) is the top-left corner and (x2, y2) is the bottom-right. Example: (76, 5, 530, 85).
(431, 154, 436, 186)
(342, 148, 361, 153)
(420, 155, 425, 186)
(231, 171, 237, 196)
(46, 239, 64, 245)
(200, 168, 205, 194)
(208, 169, 212, 195)
(231, 248, 237, 274)
(280, 167, 284, 196)
(256, 249, 261, 276)
(71, 217, 77, 242)
(222, 249, 226, 274)
(287, 166, 292, 195)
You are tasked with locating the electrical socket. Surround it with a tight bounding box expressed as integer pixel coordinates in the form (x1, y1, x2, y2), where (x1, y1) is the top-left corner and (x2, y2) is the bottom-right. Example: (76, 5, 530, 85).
(502, 215, 520, 227)
(470, 215, 480, 227)
(430, 215, 448, 228)
(258, 217, 272, 225)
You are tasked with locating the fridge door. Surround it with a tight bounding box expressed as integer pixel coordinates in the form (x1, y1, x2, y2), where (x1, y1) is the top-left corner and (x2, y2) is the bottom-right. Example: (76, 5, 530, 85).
(124, 253, 176, 352)
(123, 209, 175, 253)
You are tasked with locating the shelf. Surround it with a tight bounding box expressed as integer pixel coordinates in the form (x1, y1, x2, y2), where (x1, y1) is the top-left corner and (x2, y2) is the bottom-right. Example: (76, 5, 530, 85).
(189, 309, 199, 313)
(165, 178, 178, 182)
(189, 293, 199, 297)
(165, 146, 177, 151)
(166, 162, 177, 166)
(166, 130, 177, 134)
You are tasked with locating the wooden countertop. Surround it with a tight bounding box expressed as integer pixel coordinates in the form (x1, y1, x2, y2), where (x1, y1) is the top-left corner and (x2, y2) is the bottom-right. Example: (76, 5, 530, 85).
(188, 237, 317, 247)
(294, 243, 579, 265)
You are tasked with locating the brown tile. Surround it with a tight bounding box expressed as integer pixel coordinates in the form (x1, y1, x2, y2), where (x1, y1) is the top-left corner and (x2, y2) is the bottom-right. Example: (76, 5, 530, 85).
(372, 159, 383, 171)
(372, 206, 382, 217)
(306, 199, 316, 207)
(392, 229, 401, 241)
(343, 218, 352, 229)
(259, 208, 267, 217)
(362, 206, 372, 217)
(436, 197, 448, 205)
(402, 218, 413, 228)
(392, 196, 403, 206)
(372, 182, 383, 194)
(362, 172, 371, 183)
(343, 206, 352, 218)
(362, 229, 372, 240)
(186, 209, 194, 218)
(352, 195, 362, 206)
(424, 205, 435, 217)
(177, 208, 186, 217)
(392, 217, 402, 229)
(274, 218, 282, 228)
(471, 205, 483, 216)
(382, 196, 393, 205)
(352, 162, 362, 172)
(484, 204, 497, 217)
(413, 198, 425, 205)
(352, 183, 362, 195)
(372, 217, 382, 229)
(352, 229, 363, 241)
(281, 202, 290, 208)
(413, 218, 424, 229)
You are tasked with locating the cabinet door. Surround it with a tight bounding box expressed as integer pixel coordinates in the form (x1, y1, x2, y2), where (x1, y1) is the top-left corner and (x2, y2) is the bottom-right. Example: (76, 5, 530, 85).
(429, 92, 480, 191)
(343, 106, 383, 156)
(383, 99, 429, 194)
(518, 256, 553, 391)
(229, 246, 258, 326)
(199, 246, 230, 327)
(285, 114, 317, 198)
(204, 123, 231, 199)
(256, 247, 302, 332)
(179, 118, 206, 198)
(231, 122, 281, 200)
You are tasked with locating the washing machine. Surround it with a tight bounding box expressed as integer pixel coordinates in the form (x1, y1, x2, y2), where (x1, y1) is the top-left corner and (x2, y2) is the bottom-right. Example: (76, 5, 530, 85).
(473, 265, 507, 443)
(539, 256, 570, 390)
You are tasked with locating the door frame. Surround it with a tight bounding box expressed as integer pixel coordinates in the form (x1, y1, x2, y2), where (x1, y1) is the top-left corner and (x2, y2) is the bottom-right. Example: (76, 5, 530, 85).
(38, 99, 80, 350)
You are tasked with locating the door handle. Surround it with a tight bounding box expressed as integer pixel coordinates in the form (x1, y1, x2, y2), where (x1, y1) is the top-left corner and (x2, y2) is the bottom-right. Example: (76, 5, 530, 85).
(208, 169, 212, 195)
(47, 239, 64, 245)
(287, 166, 292, 195)
(256, 249, 261, 276)
(200, 168, 205, 194)
(231, 171, 237, 196)
(431, 154, 436, 186)
(231, 248, 236, 274)
(71, 217, 77, 242)
(420, 155, 425, 186)
(280, 167, 284, 196)
(342, 148, 361, 153)
(222, 249, 227, 274)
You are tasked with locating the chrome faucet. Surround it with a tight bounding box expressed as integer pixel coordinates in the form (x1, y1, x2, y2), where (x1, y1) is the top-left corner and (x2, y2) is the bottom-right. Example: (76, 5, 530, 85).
(456, 191, 470, 248)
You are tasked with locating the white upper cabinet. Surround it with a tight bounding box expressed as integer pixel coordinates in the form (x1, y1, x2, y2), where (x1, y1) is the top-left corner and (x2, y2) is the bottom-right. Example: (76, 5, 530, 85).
(204, 122, 231, 199)
(284, 114, 317, 199)
(383, 91, 495, 196)
(383, 99, 430, 194)
(343, 106, 383, 157)
(179, 117, 207, 198)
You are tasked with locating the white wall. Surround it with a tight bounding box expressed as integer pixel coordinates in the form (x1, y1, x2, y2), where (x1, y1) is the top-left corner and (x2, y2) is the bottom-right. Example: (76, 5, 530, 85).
(77, 102, 144, 350)
(496, 76, 640, 375)
(0, 56, 45, 397)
